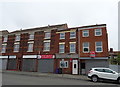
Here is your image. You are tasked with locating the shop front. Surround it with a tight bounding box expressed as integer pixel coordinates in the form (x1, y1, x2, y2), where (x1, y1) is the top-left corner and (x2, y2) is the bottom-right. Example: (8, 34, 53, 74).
(55, 53, 79, 74)
(0, 56, 8, 70)
(22, 55, 37, 72)
(37, 55, 55, 73)
(7, 55, 17, 70)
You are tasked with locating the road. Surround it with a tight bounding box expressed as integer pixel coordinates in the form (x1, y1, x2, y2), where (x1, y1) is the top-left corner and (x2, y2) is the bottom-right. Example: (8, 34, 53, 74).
(2, 73, 119, 86)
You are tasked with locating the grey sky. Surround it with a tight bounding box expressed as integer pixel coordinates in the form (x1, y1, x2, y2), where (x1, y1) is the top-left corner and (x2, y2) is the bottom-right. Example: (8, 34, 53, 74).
(0, 0, 119, 51)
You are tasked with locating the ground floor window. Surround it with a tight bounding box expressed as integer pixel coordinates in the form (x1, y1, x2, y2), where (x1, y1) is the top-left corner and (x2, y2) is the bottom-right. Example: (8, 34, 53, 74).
(60, 61, 68, 68)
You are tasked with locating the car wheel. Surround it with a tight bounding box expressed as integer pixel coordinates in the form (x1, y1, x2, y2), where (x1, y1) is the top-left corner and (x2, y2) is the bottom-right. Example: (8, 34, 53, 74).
(91, 76, 98, 82)
(118, 78, 120, 84)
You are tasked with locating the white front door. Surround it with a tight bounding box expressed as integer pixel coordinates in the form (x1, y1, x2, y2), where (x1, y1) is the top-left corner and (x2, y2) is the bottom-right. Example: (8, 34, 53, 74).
(72, 60, 78, 74)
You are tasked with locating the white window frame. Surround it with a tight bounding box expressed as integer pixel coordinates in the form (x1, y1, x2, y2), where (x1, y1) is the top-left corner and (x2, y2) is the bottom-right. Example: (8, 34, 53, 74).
(95, 41, 103, 52)
(82, 30, 89, 37)
(44, 32, 51, 39)
(29, 34, 34, 40)
(43, 41, 50, 51)
(3, 36, 8, 42)
(83, 42, 89, 53)
(60, 61, 68, 68)
(15, 35, 20, 41)
(59, 43, 65, 53)
(14, 42, 20, 52)
(70, 43, 76, 53)
(60, 32, 65, 39)
(1, 44, 7, 53)
(70, 31, 76, 39)
(95, 29, 102, 36)
(27, 41, 34, 52)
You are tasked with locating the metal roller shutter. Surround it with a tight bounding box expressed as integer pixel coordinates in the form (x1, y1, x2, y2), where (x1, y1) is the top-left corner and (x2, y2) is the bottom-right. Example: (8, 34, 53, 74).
(38, 59, 54, 73)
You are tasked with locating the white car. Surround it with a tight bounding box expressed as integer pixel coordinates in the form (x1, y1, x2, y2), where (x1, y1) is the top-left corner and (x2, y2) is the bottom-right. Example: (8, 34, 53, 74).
(88, 67, 120, 84)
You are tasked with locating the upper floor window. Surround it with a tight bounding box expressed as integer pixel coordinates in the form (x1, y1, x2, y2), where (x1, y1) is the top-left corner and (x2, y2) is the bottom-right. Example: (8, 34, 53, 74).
(59, 43, 65, 53)
(27, 41, 34, 52)
(95, 41, 103, 52)
(15, 35, 20, 41)
(95, 29, 102, 36)
(70, 43, 76, 53)
(1, 44, 7, 53)
(44, 41, 50, 51)
(44, 32, 51, 39)
(14, 42, 20, 52)
(29, 34, 34, 40)
(60, 33, 65, 39)
(3, 36, 8, 42)
(83, 42, 89, 53)
(70, 31, 76, 39)
(82, 30, 89, 37)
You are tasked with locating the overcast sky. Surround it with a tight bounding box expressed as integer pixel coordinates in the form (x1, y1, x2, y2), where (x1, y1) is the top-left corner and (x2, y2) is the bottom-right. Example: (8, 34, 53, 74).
(0, 0, 119, 51)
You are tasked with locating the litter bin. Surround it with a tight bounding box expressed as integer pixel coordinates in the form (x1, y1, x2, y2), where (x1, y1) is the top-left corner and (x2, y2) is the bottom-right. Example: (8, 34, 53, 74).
(56, 68, 59, 74)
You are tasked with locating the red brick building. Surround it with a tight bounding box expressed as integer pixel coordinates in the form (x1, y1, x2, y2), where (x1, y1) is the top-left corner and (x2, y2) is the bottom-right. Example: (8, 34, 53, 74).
(0, 23, 109, 74)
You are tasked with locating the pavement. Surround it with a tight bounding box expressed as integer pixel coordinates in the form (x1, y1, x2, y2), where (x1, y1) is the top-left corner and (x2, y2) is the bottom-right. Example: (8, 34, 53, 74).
(1, 70, 88, 81)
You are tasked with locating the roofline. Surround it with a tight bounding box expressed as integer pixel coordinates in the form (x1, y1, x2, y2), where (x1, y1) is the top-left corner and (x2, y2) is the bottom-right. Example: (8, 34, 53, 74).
(10, 23, 68, 34)
(57, 24, 106, 32)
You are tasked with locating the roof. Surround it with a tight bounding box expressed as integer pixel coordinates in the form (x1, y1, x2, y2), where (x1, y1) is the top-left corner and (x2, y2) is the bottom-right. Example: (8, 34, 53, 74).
(57, 24, 106, 32)
(10, 23, 68, 34)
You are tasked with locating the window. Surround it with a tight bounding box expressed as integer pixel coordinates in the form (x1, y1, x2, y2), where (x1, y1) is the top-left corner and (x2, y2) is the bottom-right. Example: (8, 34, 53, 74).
(70, 43, 76, 53)
(44, 42, 50, 51)
(44, 32, 51, 39)
(27, 42, 34, 52)
(59, 44, 65, 53)
(29, 34, 34, 40)
(82, 30, 89, 37)
(3, 36, 8, 42)
(14, 43, 20, 52)
(15, 35, 20, 41)
(60, 33, 65, 39)
(83, 42, 89, 53)
(103, 69, 113, 73)
(95, 69, 104, 72)
(1, 44, 7, 53)
(96, 42, 103, 52)
(95, 29, 102, 36)
(70, 31, 76, 38)
(60, 61, 68, 68)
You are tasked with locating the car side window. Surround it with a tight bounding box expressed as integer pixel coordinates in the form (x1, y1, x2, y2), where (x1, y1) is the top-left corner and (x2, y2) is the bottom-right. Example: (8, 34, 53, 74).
(95, 69, 104, 72)
(103, 69, 113, 73)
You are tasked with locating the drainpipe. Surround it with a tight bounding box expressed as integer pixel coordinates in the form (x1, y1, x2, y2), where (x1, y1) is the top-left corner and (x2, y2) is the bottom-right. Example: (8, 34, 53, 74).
(78, 28, 80, 75)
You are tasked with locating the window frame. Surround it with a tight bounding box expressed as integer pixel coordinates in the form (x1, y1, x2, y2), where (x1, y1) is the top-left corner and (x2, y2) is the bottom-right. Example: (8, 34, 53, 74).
(44, 32, 51, 39)
(70, 31, 76, 39)
(3, 36, 8, 42)
(70, 43, 76, 53)
(83, 42, 89, 53)
(82, 30, 89, 37)
(1, 44, 7, 53)
(59, 43, 65, 53)
(27, 42, 34, 52)
(14, 43, 20, 52)
(60, 32, 65, 39)
(60, 61, 68, 68)
(15, 35, 20, 41)
(29, 34, 34, 40)
(95, 41, 103, 52)
(43, 42, 50, 51)
(95, 29, 102, 36)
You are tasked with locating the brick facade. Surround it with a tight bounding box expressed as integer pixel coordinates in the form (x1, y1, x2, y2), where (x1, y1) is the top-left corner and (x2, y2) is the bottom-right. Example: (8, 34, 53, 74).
(1, 23, 109, 74)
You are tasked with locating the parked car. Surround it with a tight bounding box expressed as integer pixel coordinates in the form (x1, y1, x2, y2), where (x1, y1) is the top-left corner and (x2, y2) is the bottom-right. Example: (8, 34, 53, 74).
(88, 67, 120, 84)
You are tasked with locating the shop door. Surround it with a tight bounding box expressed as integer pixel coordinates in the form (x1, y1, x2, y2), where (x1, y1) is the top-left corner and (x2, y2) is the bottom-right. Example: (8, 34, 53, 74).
(72, 60, 78, 74)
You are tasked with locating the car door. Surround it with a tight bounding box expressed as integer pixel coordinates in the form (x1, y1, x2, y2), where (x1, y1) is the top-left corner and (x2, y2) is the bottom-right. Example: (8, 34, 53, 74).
(102, 69, 118, 80)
